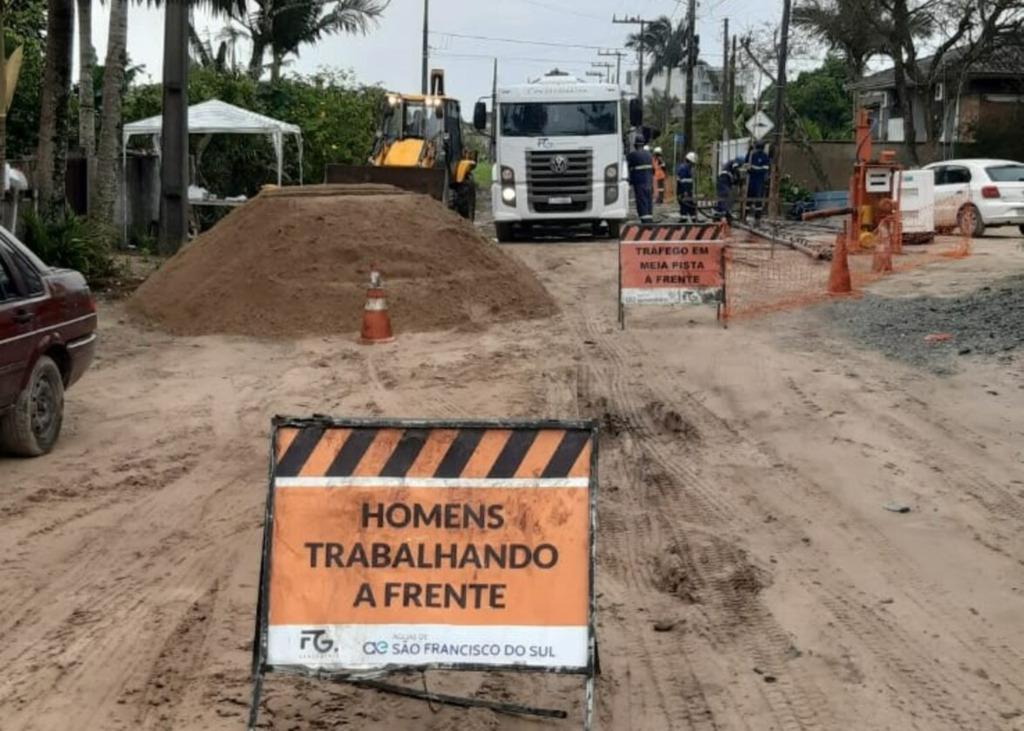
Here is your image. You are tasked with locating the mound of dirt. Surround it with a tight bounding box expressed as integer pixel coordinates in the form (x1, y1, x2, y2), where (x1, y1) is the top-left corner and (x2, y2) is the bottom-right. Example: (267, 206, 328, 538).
(127, 185, 558, 338)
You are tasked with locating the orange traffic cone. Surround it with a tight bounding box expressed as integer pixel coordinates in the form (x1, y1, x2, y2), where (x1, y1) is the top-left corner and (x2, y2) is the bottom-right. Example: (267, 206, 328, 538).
(828, 227, 852, 295)
(360, 264, 394, 344)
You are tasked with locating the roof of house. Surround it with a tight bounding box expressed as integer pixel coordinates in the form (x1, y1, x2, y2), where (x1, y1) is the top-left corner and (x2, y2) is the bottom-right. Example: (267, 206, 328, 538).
(848, 43, 1024, 91)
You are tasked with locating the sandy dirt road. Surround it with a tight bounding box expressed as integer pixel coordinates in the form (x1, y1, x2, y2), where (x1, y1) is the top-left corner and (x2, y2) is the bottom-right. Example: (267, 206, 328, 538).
(1, 233, 1024, 730)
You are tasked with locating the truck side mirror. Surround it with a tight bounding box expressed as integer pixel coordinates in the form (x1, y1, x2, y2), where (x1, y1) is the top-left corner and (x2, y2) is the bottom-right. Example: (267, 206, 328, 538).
(473, 101, 487, 131)
(629, 98, 642, 127)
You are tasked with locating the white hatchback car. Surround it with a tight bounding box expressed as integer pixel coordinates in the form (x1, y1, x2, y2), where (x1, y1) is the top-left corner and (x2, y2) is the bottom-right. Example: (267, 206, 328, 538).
(920, 158, 1024, 237)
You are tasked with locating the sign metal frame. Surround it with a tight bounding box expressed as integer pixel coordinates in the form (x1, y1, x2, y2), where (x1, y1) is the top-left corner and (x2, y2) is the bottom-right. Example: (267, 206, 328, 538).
(618, 223, 730, 329)
(248, 415, 600, 729)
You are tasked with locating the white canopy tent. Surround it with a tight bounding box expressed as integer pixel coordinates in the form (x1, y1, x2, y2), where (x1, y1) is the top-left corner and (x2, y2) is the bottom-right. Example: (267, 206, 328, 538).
(122, 98, 303, 189)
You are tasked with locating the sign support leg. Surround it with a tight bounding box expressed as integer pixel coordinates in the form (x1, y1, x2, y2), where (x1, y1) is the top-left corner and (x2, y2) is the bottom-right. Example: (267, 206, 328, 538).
(583, 674, 596, 731)
(246, 671, 264, 731)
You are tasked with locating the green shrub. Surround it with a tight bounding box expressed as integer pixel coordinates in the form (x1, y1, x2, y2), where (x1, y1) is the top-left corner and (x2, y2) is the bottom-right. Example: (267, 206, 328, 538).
(472, 161, 493, 188)
(19, 209, 120, 283)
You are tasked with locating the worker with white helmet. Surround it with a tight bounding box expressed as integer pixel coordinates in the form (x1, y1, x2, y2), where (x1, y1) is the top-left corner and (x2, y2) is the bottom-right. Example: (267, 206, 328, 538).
(676, 151, 698, 222)
(652, 146, 667, 204)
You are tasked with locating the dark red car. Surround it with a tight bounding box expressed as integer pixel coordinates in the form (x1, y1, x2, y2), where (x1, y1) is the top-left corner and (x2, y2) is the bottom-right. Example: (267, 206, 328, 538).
(0, 230, 97, 456)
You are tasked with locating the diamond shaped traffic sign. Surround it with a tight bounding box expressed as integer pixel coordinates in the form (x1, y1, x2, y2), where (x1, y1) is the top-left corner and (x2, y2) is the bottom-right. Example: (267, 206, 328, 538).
(745, 111, 774, 140)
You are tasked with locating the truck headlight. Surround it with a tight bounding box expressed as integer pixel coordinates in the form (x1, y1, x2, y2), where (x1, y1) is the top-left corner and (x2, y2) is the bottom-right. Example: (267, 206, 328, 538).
(501, 166, 514, 182)
(605, 164, 619, 205)
(501, 187, 516, 204)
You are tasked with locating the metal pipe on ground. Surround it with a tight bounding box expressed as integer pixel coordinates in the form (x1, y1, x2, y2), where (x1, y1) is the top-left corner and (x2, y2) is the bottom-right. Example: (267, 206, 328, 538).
(801, 207, 855, 221)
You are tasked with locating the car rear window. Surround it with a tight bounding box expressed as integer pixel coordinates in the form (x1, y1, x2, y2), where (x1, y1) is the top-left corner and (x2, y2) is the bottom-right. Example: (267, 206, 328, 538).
(985, 164, 1024, 182)
(0, 240, 44, 296)
(0, 257, 16, 300)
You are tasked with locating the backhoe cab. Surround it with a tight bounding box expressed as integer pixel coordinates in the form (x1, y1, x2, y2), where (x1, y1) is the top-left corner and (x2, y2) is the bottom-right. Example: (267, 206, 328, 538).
(325, 69, 478, 220)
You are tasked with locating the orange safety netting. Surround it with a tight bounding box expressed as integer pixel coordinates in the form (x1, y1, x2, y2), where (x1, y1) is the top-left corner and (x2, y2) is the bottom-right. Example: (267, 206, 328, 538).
(722, 209, 976, 321)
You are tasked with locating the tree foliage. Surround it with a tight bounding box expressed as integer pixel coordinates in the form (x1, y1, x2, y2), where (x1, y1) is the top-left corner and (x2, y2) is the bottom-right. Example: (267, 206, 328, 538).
(761, 56, 853, 140)
(4, 0, 45, 159)
(123, 65, 383, 197)
(792, 0, 1024, 162)
(625, 16, 690, 86)
(243, 0, 389, 81)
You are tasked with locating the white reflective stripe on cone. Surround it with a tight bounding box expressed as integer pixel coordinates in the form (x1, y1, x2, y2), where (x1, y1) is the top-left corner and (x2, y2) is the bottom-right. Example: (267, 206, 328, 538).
(365, 298, 389, 311)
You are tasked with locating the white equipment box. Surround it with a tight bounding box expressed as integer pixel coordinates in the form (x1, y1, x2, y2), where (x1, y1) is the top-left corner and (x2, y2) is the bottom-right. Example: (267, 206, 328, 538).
(895, 169, 935, 235)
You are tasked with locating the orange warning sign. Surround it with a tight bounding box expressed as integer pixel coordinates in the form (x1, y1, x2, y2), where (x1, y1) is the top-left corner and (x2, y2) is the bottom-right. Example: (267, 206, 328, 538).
(619, 224, 726, 306)
(260, 420, 597, 672)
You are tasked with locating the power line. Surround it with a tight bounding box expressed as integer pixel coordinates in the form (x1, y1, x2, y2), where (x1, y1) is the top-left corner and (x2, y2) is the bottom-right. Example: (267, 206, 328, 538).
(430, 30, 614, 51)
(432, 51, 598, 66)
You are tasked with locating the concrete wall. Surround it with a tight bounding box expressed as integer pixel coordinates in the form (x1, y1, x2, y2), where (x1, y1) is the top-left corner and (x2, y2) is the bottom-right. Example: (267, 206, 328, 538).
(123, 153, 161, 244)
(779, 140, 934, 192)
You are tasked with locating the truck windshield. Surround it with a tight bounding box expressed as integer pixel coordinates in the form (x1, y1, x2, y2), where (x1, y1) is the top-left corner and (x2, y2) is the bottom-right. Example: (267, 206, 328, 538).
(500, 101, 617, 137)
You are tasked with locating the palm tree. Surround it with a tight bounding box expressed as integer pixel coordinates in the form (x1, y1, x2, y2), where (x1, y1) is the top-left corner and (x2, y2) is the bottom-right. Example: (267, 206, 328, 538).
(93, 0, 128, 225)
(244, 0, 389, 82)
(76, 0, 96, 207)
(36, 0, 74, 218)
(625, 16, 689, 134)
(189, 22, 231, 71)
(0, 0, 9, 181)
(792, 0, 890, 80)
(791, 0, 934, 162)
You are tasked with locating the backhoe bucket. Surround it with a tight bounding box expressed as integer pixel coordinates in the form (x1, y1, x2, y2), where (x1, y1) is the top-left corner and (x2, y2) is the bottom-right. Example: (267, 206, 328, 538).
(324, 165, 447, 202)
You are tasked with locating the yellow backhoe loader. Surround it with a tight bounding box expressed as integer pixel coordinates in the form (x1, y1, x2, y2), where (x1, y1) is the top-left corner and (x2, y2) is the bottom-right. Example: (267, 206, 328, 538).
(324, 69, 478, 219)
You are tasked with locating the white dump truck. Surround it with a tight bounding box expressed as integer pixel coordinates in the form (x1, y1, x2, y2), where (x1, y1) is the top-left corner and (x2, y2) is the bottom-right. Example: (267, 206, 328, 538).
(474, 71, 641, 242)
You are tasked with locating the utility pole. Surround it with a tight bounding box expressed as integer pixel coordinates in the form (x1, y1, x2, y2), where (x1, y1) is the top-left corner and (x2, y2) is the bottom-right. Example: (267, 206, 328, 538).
(613, 15, 651, 122)
(599, 49, 627, 86)
(768, 0, 792, 218)
(490, 58, 497, 159)
(421, 0, 429, 94)
(729, 35, 738, 138)
(592, 61, 615, 83)
(683, 0, 697, 152)
(159, 0, 189, 254)
(721, 18, 730, 143)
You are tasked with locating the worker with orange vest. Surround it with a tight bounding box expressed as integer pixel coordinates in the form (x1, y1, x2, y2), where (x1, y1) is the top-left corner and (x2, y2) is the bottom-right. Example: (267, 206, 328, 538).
(652, 147, 667, 203)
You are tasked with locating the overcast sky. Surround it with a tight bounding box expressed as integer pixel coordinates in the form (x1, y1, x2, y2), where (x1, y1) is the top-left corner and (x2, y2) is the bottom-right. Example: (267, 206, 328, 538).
(83, 0, 830, 119)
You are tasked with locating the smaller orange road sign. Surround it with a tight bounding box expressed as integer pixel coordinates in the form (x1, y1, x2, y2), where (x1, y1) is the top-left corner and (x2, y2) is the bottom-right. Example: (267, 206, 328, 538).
(618, 223, 729, 327)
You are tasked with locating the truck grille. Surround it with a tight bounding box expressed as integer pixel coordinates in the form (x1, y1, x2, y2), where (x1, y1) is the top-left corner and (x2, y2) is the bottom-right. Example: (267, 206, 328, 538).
(526, 150, 593, 213)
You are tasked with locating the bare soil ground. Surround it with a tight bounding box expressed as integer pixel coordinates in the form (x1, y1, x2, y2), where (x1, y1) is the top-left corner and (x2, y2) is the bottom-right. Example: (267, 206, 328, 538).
(2, 227, 1024, 730)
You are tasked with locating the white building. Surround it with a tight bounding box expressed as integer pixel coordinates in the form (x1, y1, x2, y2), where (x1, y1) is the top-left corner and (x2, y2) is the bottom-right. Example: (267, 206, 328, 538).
(625, 62, 762, 111)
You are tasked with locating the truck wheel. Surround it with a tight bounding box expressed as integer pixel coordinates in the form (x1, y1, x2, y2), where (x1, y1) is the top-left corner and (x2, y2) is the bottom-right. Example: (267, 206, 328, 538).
(606, 220, 622, 239)
(0, 355, 65, 457)
(495, 222, 514, 242)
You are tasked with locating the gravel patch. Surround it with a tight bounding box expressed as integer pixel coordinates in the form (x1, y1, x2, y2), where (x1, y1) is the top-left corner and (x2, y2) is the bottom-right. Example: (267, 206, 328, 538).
(826, 275, 1024, 375)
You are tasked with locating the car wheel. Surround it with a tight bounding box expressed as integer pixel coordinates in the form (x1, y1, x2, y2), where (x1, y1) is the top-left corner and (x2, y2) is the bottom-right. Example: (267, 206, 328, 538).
(0, 356, 65, 457)
(957, 204, 985, 238)
(495, 222, 514, 243)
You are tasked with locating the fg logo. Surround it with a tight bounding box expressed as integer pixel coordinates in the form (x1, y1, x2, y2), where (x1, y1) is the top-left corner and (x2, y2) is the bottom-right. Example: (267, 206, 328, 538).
(299, 629, 335, 654)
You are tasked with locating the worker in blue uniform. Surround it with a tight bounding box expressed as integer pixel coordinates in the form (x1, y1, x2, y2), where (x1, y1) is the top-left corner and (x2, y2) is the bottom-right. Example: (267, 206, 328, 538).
(626, 136, 655, 223)
(715, 158, 742, 223)
(676, 151, 698, 222)
(745, 140, 771, 224)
